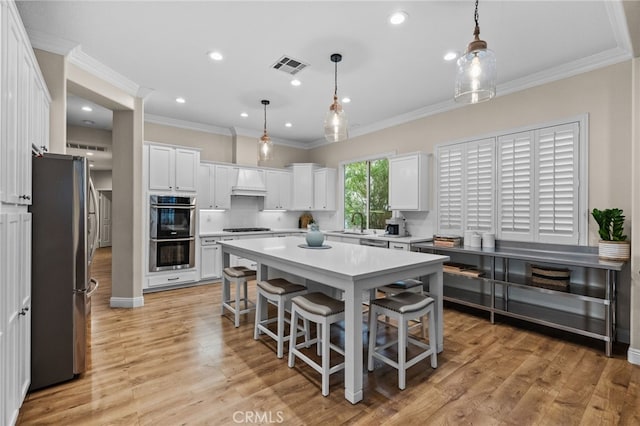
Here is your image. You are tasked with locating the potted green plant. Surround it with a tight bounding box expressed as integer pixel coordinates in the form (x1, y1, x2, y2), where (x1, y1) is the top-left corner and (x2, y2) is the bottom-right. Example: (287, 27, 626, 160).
(591, 208, 630, 260)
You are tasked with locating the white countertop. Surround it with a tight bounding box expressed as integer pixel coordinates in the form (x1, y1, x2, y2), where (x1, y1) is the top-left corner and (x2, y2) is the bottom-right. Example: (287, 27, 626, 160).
(199, 228, 432, 244)
(218, 235, 447, 284)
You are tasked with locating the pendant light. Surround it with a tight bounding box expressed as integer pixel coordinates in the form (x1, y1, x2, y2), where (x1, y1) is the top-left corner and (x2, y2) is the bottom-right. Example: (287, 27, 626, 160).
(324, 53, 348, 142)
(258, 99, 273, 161)
(454, 0, 496, 104)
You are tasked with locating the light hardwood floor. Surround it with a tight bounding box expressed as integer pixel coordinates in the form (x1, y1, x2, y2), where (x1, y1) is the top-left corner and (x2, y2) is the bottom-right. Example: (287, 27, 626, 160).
(18, 247, 640, 425)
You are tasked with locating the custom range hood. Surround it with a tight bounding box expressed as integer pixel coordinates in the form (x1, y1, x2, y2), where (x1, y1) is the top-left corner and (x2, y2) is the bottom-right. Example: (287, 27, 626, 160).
(231, 168, 267, 197)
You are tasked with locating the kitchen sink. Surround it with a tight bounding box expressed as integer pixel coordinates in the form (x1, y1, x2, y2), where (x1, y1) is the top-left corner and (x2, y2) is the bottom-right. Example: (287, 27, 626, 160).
(329, 230, 376, 235)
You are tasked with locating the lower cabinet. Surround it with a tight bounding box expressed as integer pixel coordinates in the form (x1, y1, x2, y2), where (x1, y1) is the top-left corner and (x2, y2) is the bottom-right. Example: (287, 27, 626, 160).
(200, 243, 221, 280)
(1, 212, 31, 426)
(145, 270, 199, 290)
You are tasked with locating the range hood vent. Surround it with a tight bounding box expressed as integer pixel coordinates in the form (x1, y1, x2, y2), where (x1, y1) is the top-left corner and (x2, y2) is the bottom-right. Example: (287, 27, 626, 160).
(231, 168, 267, 197)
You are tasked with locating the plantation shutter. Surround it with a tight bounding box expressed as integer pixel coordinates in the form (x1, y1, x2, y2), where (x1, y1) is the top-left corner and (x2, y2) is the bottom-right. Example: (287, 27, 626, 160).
(497, 131, 533, 241)
(534, 123, 580, 244)
(464, 138, 495, 233)
(437, 145, 464, 234)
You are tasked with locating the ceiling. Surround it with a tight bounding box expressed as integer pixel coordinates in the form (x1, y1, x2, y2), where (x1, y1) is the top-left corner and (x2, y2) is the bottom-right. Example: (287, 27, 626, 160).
(17, 1, 635, 149)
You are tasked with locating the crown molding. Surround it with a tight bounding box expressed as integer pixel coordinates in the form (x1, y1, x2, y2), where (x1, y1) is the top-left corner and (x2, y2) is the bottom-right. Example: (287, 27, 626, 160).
(67, 46, 140, 96)
(24, 28, 77, 56)
(25, 29, 141, 97)
(230, 127, 307, 149)
(145, 114, 232, 136)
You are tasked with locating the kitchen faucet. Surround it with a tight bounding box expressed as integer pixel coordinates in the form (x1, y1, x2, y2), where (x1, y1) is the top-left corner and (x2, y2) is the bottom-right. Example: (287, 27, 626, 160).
(351, 212, 365, 233)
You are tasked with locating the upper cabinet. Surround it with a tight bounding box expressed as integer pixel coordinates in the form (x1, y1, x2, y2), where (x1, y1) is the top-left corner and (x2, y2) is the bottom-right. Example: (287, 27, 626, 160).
(264, 169, 291, 210)
(147, 143, 199, 193)
(289, 163, 317, 211)
(1, 1, 50, 206)
(313, 168, 336, 211)
(388, 152, 430, 211)
(198, 163, 232, 210)
(288, 163, 337, 211)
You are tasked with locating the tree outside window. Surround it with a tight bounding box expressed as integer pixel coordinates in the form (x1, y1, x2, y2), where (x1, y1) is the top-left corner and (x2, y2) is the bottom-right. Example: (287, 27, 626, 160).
(344, 158, 390, 230)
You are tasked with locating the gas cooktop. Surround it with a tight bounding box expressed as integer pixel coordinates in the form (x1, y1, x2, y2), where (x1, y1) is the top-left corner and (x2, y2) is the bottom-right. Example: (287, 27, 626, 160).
(222, 227, 271, 232)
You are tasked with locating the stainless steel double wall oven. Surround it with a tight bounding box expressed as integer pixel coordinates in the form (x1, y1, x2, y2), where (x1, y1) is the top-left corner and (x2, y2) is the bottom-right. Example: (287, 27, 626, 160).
(149, 195, 196, 272)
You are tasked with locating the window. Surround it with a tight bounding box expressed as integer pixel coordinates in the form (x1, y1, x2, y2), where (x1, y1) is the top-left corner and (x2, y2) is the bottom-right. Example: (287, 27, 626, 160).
(343, 158, 390, 230)
(437, 118, 586, 245)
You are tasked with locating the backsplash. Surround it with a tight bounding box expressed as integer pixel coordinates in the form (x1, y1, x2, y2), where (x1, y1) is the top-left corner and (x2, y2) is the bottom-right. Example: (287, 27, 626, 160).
(198, 196, 434, 236)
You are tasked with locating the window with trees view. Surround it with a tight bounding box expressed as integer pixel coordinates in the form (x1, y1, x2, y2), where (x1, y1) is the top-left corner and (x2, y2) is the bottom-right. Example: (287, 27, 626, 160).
(343, 158, 391, 230)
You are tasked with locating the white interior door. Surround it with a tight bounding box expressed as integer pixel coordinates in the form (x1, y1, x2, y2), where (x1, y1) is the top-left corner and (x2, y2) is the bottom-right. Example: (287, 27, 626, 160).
(99, 191, 112, 247)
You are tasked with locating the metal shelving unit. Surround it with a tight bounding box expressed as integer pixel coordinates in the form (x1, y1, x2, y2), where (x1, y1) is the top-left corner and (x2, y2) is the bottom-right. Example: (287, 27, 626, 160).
(414, 241, 625, 356)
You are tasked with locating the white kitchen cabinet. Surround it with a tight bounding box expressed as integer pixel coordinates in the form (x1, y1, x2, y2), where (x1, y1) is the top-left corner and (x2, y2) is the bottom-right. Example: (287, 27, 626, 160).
(289, 163, 319, 211)
(1, 2, 47, 422)
(147, 144, 199, 193)
(0, 0, 50, 207)
(313, 168, 337, 211)
(146, 270, 199, 289)
(198, 163, 231, 210)
(213, 165, 232, 209)
(388, 241, 410, 251)
(388, 152, 430, 211)
(264, 169, 291, 210)
(200, 241, 221, 280)
(1, 213, 31, 426)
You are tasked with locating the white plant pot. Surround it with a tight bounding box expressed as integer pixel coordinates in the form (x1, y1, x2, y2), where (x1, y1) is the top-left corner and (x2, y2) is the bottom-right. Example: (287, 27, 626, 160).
(598, 240, 630, 261)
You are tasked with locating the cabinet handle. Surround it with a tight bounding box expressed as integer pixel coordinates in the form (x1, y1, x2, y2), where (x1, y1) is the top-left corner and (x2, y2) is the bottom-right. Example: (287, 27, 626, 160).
(167, 277, 180, 281)
(19, 195, 31, 200)
(40, 146, 48, 152)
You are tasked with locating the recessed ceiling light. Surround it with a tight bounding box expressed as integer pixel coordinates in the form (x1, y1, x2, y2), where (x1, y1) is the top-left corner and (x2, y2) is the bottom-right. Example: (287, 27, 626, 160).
(81, 106, 92, 112)
(240, 112, 248, 118)
(208, 51, 223, 61)
(291, 79, 301, 87)
(86, 152, 94, 156)
(444, 51, 458, 61)
(342, 97, 351, 104)
(285, 122, 292, 128)
(82, 120, 95, 125)
(89, 163, 95, 168)
(176, 97, 186, 104)
(389, 11, 408, 25)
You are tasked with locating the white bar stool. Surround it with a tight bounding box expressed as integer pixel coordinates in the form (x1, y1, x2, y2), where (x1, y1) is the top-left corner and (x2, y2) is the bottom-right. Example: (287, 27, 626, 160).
(288, 292, 345, 396)
(367, 291, 437, 390)
(254, 278, 309, 358)
(377, 279, 426, 338)
(222, 266, 257, 327)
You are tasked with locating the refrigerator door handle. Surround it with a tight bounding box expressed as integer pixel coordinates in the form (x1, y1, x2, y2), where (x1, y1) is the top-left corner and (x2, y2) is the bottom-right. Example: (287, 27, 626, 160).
(87, 278, 99, 298)
(74, 278, 99, 297)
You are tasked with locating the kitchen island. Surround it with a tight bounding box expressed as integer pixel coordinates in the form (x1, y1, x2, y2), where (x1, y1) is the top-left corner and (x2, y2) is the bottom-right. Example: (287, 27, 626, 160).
(218, 236, 449, 404)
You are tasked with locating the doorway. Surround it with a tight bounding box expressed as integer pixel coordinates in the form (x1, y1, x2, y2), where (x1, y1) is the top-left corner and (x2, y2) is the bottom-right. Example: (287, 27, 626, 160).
(99, 190, 112, 247)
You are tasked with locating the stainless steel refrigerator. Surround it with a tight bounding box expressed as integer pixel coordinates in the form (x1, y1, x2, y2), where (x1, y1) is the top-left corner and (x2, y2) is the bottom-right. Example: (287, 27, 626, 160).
(29, 153, 99, 390)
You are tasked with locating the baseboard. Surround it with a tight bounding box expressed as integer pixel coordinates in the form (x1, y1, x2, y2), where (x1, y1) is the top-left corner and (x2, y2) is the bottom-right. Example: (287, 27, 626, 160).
(110, 296, 144, 308)
(628, 347, 640, 365)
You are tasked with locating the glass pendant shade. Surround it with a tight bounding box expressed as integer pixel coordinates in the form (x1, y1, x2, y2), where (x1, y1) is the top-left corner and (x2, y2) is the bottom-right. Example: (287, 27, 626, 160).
(454, 0, 496, 104)
(324, 96, 348, 143)
(258, 133, 273, 161)
(454, 43, 496, 104)
(257, 99, 273, 161)
(324, 53, 348, 142)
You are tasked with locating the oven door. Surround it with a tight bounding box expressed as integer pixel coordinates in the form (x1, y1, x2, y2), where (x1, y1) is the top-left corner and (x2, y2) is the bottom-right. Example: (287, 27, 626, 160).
(149, 237, 196, 272)
(150, 203, 195, 239)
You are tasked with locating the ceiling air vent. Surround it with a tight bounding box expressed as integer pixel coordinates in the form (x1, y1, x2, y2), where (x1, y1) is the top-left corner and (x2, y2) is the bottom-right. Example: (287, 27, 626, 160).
(66, 142, 108, 152)
(271, 55, 308, 75)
